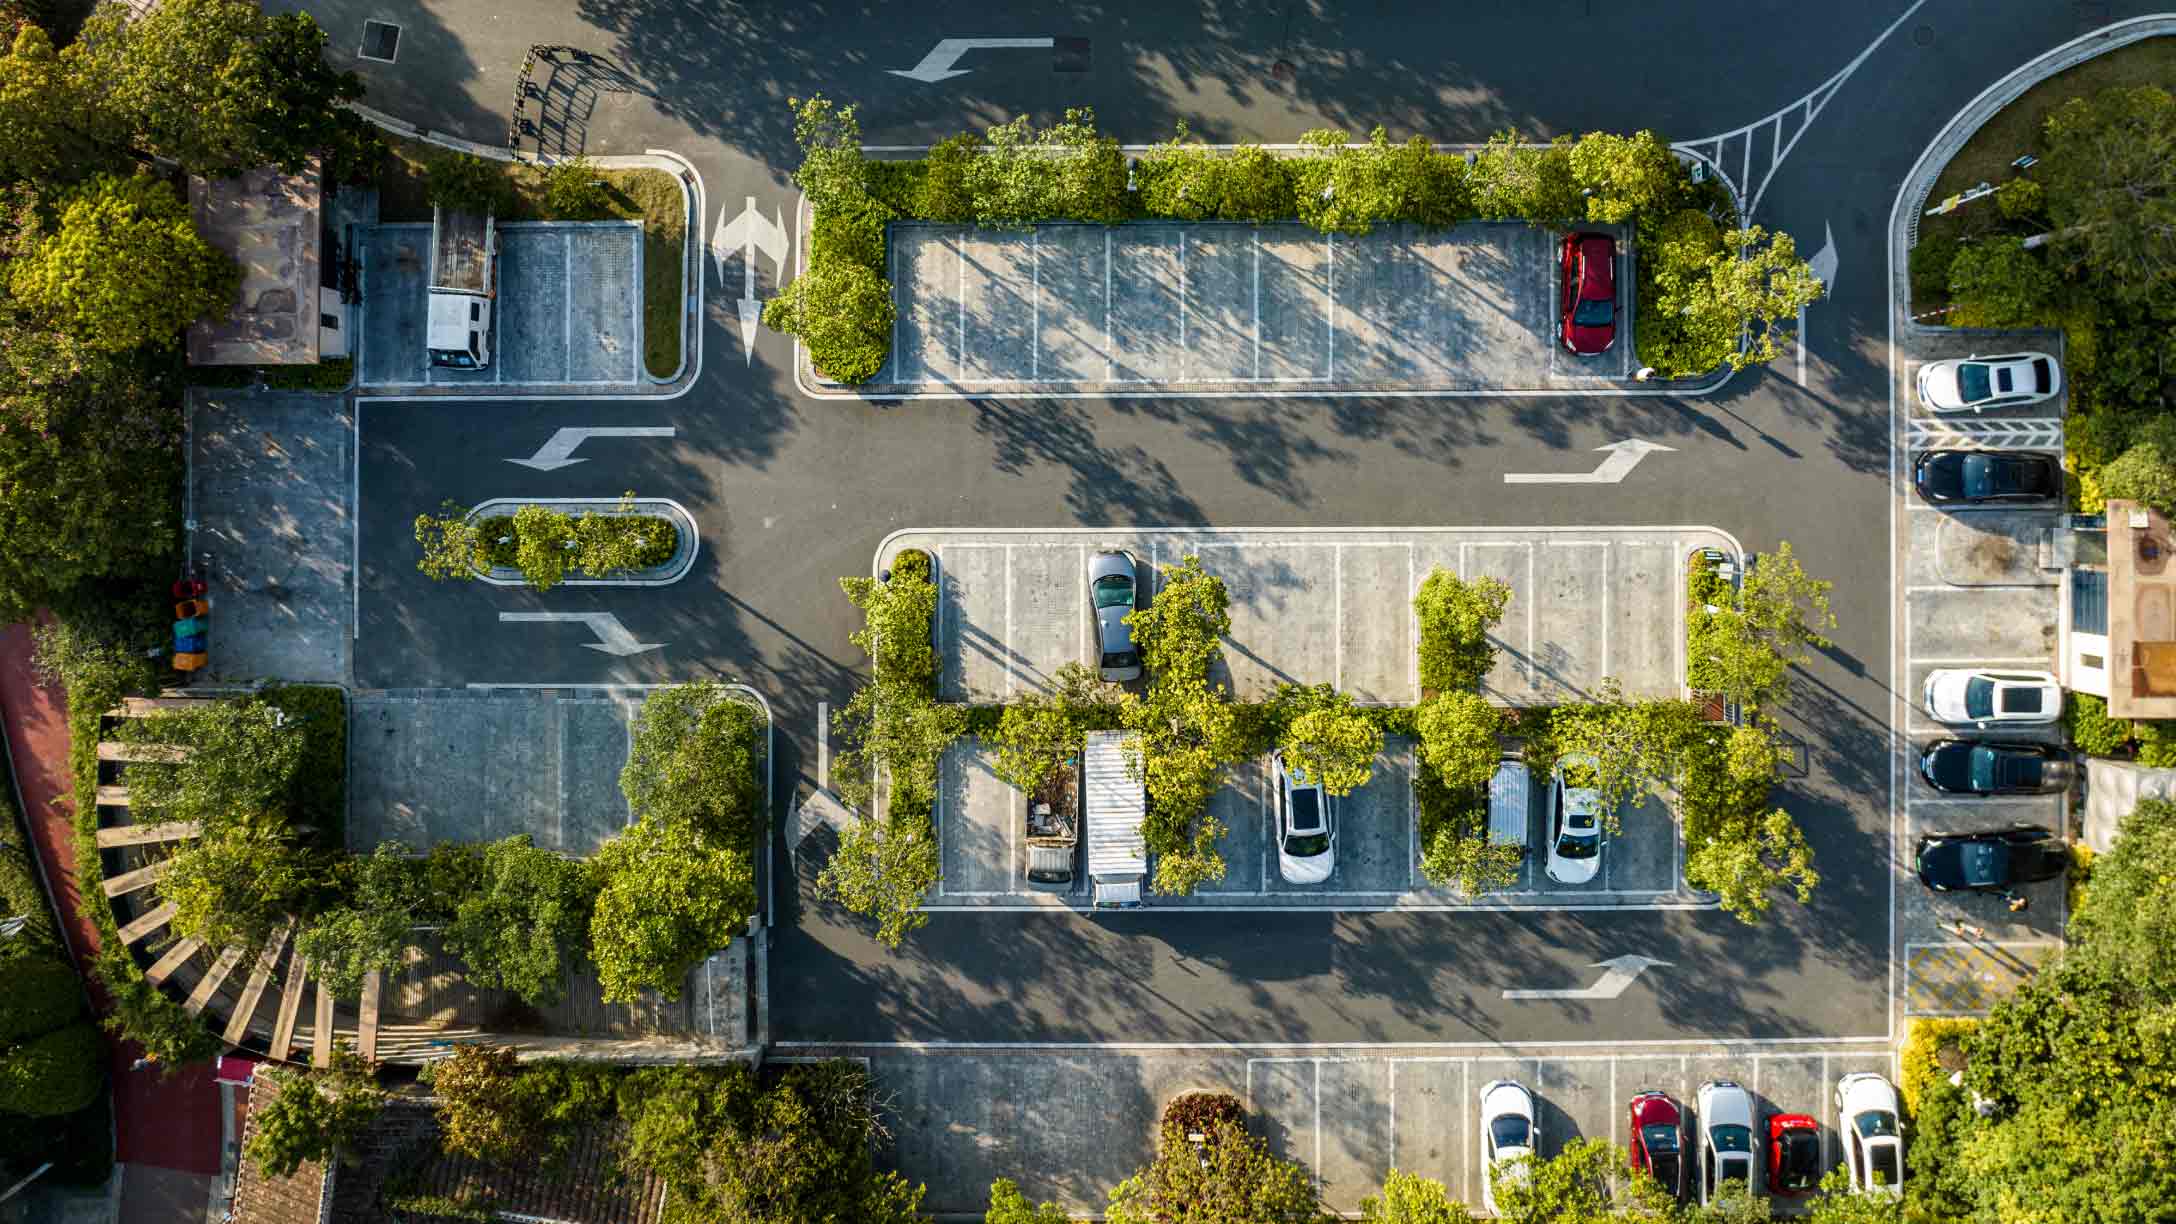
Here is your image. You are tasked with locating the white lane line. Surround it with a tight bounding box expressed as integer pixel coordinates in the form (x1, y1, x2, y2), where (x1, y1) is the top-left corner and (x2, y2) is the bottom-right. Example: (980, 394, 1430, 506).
(1313, 1059, 1323, 1195)
(1253, 230, 1263, 380)
(956, 233, 965, 371)
(1031, 229, 1040, 382)
(816, 701, 829, 790)
(1326, 232, 1337, 382)
(1004, 543, 1015, 700)
(561, 229, 573, 384)
(1178, 230, 1189, 381)
(1104, 230, 1114, 382)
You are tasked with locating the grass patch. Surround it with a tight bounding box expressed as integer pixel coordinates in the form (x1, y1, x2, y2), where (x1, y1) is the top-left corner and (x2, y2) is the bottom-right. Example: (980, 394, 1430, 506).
(376, 137, 687, 380)
(1917, 35, 2176, 251)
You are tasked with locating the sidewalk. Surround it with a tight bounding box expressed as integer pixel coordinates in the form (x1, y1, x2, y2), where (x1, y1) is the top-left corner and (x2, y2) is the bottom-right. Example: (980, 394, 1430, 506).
(0, 623, 225, 1195)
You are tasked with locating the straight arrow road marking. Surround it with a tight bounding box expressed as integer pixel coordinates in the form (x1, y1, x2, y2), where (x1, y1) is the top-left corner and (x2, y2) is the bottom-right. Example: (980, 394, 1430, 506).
(1503, 955, 1671, 1000)
(506, 426, 676, 471)
(713, 197, 790, 365)
(1504, 439, 1675, 484)
(889, 37, 1055, 82)
(497, 612, 665, 657)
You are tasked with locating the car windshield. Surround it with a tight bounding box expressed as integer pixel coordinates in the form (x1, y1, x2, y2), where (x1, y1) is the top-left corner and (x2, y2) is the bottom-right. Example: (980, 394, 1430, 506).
(1650, 1152, 1680, 1186)
(1855, 1110, 1899, 1139)
(1957, 362, 1993, 402)
(1574, 297, 1613, 326)
(1961, 454, 2000, 498)
(1092, 575, 1134, 609)
(1642, 1124, 1679, 1155)
(1963, 676, 1997, 719)
(1100, 650, 1137, 670)
(1287, 787, 1323, 834)
(1779, 1132, 1821, 1184)
(1711, 1124, 1751, 1154)
(1556, 829, 1598, 858)
(1490, 1115, 1531, 1150)
(1870, 1144, 1901, 1185)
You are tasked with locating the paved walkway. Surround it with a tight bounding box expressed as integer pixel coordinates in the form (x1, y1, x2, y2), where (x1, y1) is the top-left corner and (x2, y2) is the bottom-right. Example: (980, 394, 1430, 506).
(0, 623, 224, 1194)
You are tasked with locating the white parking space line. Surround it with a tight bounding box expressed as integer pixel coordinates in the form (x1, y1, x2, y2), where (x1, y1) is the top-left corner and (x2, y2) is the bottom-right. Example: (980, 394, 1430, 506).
(1326, 233, 1337, 381)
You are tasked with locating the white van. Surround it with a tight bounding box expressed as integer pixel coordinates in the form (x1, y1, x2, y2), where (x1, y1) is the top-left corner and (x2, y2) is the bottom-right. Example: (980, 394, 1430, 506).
(1488, 754, 1531, 855)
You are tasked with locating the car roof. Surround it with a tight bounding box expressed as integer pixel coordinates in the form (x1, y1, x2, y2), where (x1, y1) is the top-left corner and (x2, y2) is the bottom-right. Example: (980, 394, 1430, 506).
(1480, 1080, 1533, 1114)
(1699, 1081, 1753, 1124)
(1631, 1093, 1679, 1124)
(1840, 1074, 1898, 1112)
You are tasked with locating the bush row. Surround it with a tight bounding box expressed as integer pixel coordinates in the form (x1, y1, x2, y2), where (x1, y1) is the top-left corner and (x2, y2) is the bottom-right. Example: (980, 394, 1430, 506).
(415, 500, 679, 592)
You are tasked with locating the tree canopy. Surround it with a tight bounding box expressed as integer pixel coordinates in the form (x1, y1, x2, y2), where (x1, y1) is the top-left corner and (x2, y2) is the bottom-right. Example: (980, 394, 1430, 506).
(587, 817, 756, 1002)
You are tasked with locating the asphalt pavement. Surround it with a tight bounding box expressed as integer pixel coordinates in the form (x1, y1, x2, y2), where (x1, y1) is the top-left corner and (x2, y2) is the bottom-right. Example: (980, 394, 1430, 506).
(309, 0, 2151, 1049)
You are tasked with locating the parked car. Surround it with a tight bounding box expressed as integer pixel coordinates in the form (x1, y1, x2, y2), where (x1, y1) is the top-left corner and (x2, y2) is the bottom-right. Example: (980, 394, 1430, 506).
(1479, 1079, 1537, 1216)
(1767, 1112, 1823, 1197)
(1696, 1080, 1758, 1207)
(1916, 826, 2069, 895)
(1922, 669, 2062, 726)
(1836, 1073, 1905, 1198)
(1628, 1090, 1688, 1202)
(1545, 753, 1604, 885)
(1912, 450, 2060, 504)
(1488, 753, 1531, 857)
(1273, 751, 1336, 885)
(1559, 232, 1618, 355)
(1089, 550, 1142, 682)
(1917, 739, 2073, 796)
(1917, 352, 2061, 412)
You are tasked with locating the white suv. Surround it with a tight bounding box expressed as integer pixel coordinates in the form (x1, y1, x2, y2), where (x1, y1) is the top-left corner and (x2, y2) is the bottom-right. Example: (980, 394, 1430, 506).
(1696, 1079, 1758, 1207)
(1545, 754, 1604, 885)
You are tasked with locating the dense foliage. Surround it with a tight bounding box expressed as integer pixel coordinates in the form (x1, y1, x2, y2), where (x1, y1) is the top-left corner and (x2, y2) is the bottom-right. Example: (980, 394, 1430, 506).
(1122, 556, 1247, 895)
(9, 172, 237, 352)
(414, 499, 679, 590)
(1106, 1117, 1325, 1224)
(242, 1054, 385, 1178)
(428, 1045, 615, 1167)
(1414, 568, 1511, 693)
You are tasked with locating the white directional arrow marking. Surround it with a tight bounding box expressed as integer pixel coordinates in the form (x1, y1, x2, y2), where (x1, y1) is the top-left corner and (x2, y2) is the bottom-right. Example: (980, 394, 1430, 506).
(713, 197, 790, 365)
(1503, 439, 1675, 485)
(1798, 220, 1838, 386)
(506, 426, 677, 471)
(497, 612, 665, 657)
(1502, 955, 1672, 1001)
(888, 37, 1055, 83)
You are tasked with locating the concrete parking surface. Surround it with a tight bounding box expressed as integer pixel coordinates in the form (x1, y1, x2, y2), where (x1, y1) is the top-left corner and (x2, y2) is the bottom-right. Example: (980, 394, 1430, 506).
(841, 221, 1633, 396)
(881, 526, 1735, 708)
(357, 221, 641, 389)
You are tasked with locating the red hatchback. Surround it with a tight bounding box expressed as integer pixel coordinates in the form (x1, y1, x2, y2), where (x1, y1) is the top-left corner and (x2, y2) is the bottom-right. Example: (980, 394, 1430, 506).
(1768, 1112, 1823, 1197)
(1559, 232, 1617, 355)
(1628, 1090, 1687, 1201)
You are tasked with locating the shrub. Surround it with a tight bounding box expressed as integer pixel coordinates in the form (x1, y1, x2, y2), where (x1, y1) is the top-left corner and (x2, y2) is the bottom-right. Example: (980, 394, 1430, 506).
(1996, 176, 2045, 223)
(1220, 144, 1299, 223)
(0, 1021, 101, 1116)
(2066, 692, 2134, 757)
(621, 684, 765, 841)
(243, 1056, 384, 1178)
(1568, 130, 1683, 224)
(789, 94, 871, 216)
(1899, 1017, 1979, 1118)
(1162, 1091, 1244, 1136)
(840, 555, 940, 694)
(1947, 238, 2058, 326)
(1413, 568, 1511, 692)
(987, 662, 1130, 794)
(1414, 765, 1519, 896)
(965, 108, 1129, 228)
(2099, 442, 2176, 517)
(587, 816, 756, 1002)
(1414, 690, 1504, 792)
(0, 955, 81, 1042)
(810, 198, 888, 274)
(443, 836, 598, 1008)
(1273, 683, 1382, 796)
(916, 134, 979, 222)
(763, 254, 894, 384)
(1909, 233, 1962, 303)
(1468, 131, 1583, 227)
(541, 155, 611, 219)
(0, 840, 59, 959)
(114, 696, 304, 838)
(510, 503, 576, 590)
(424, 150, 514, 216)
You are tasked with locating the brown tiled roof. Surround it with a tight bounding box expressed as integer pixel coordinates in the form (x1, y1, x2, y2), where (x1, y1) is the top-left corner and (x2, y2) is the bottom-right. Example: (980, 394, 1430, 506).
(388, 1116, 664, 1224)
(232, 1079, 330, 1224)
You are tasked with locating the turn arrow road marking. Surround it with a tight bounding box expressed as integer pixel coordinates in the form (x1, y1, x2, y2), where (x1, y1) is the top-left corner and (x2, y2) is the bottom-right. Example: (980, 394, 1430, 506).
(506, 426, 676, 471)
(1502, 955, 1672, 1000)
(888, 37, 1056, 83)
(1503, 440, 1675, 485)
(497, 612, 664, 657)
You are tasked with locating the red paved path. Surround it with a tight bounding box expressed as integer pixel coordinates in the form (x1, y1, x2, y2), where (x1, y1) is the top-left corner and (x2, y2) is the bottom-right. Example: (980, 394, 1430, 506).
(0, 621, 222, 1176)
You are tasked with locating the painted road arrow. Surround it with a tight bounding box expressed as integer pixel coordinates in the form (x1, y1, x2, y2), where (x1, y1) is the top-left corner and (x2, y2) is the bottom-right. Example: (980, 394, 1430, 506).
(498, 612, 664, 657)
(506, 426, 676, 472)
(888, 37, 1055, 82)
(1503, 439, 1675, 485)
(1502, 955, 1672, 1001)
(1798, 220, 1838, 386)
(712, 197, 790, 365)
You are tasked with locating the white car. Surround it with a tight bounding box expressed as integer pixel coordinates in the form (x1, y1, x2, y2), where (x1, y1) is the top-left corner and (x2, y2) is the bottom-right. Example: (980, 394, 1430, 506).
(1917, 352, 2061, 412)
(1922, 669, 2062, 726)
(1836, 1073, 1905, 1197)
(1273, 751, 1335, 885)
(1479, 1078, 1536, 1215)
(1696, 1079, 1758, 1207)
(1544, 753, 1603, 885)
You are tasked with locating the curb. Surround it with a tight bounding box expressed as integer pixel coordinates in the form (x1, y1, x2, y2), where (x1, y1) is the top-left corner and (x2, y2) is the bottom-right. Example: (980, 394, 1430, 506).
(465, 497, 700, 587)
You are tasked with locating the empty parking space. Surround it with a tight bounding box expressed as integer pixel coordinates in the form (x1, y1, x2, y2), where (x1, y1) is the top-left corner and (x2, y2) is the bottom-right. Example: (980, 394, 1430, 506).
(868, 222, 1609, 395)
(358, 222, 640, 390)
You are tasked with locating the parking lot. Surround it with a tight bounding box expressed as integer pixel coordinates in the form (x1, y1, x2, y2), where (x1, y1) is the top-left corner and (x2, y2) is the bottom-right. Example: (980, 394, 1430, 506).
(929, 730, 1690, 911)
(1890, 335, 2071, 1014)
(845, 221, 1633, 396)
(357, 221, 642, 389)
(860, 1045, 1893, 1216)
(881, 526, 1734, 708)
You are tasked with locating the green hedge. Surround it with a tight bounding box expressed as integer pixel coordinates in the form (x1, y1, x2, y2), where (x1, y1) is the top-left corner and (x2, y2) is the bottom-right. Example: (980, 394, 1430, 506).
(188, 358, 355, 392)
(0, 842, 58, 959)
(0, 1022, 103, 1117)
(0, 956, 84, 1043)
(472, 513, 677, 573)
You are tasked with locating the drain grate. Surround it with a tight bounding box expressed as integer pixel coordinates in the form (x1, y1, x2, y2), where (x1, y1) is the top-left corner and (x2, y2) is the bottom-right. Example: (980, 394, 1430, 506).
(1053, 36, 1090, 73)
(360, 20, 401, 63)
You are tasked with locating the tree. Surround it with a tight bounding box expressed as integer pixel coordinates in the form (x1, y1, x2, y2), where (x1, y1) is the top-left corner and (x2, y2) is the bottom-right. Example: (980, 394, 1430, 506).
(1107, 1119, 1325, 1224)
(10, 173, 238, 352)
(1550, 684, 1702, 828)
(2098, 441, 2176, 517)
(1274, 683, 1383, 795)
(1468, 131, 1584, 226)
(413, 502, 484, 580)
(1127, 555, 1231, 682)
(762, 253, 895, 384)
(587, 818, 755, 1002)
(986, 1178, 1071, 1224)
(430, 1044, 529, 1163)
(1946, 238, 2058, 325)
(818, 809, 941, 949)
(828, 672, 965, 819)
(620, 683, 764, 843)
(1414, 569, 1512, 693)
(295, 841, 427, 1000)
(159, 829, 317, 952)
(423, 149, 515, 216)
(443, 836, 596, 1008)
(1495, 1137, 1683, 1224)
(841, 552, 940, 691)
(510, 503, 577, 591)
(0, 1022, 100, 1117)
(1740, 542, 1836, 664)
(1126, 674, 1243, 895)
(917, 133, 981, 222)
(987, 662, 1131, 794)
(2038, 85, 2176, 302)
(1415, 691, 1506, 792)
(789, 94, 870, 215)
(118, 698, 303, 837)
(2067, 798, 2176, 993)
(1685, 804, 1817, 921)
(1360, 1169, 1478, 1223)
(99, 948, 221, 1068)
(1803, 1166, 1902, 1223)
(574, 496, 671, 576)
(542, 155, 611, 219)
(1569, 130, 1683, 225)
(0, 25, 124, 183)
(1638, 218, 1825, 377)
(1043, 107, 1130, 225)
(242, 1054, 385, 1178)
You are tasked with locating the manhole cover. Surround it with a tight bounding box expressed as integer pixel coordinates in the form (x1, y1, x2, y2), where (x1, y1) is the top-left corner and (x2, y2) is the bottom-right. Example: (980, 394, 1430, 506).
(1053, 36, 1090, 73)
(361, 19, 401, 63)
(1271, 58, 1297, 81)
(1913, 23, 1935, 46)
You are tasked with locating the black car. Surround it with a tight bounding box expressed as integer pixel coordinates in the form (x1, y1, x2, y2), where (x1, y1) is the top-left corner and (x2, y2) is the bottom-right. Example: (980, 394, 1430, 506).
(1913, 450, 2060, 504)
(1917, 827, 2070, 893)
(1918, 739, 2073, 795)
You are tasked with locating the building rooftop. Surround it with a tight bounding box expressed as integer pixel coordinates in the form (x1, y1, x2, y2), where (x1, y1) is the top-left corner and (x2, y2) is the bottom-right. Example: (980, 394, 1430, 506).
(187, 164, 322, 366)
(2103, 499, 2176, 719)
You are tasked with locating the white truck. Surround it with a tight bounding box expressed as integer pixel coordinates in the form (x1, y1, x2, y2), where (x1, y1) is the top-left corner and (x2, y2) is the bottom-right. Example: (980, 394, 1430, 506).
(427, 206, 497, 370)
(1084, 730, 1146, 907)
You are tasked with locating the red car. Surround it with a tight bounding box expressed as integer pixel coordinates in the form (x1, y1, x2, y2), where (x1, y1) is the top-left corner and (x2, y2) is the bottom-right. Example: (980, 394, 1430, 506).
(1768, 1112, 1823, 1197)
(1628, 1090, 1686, 1201)
(1559, 232, 1617, 355)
